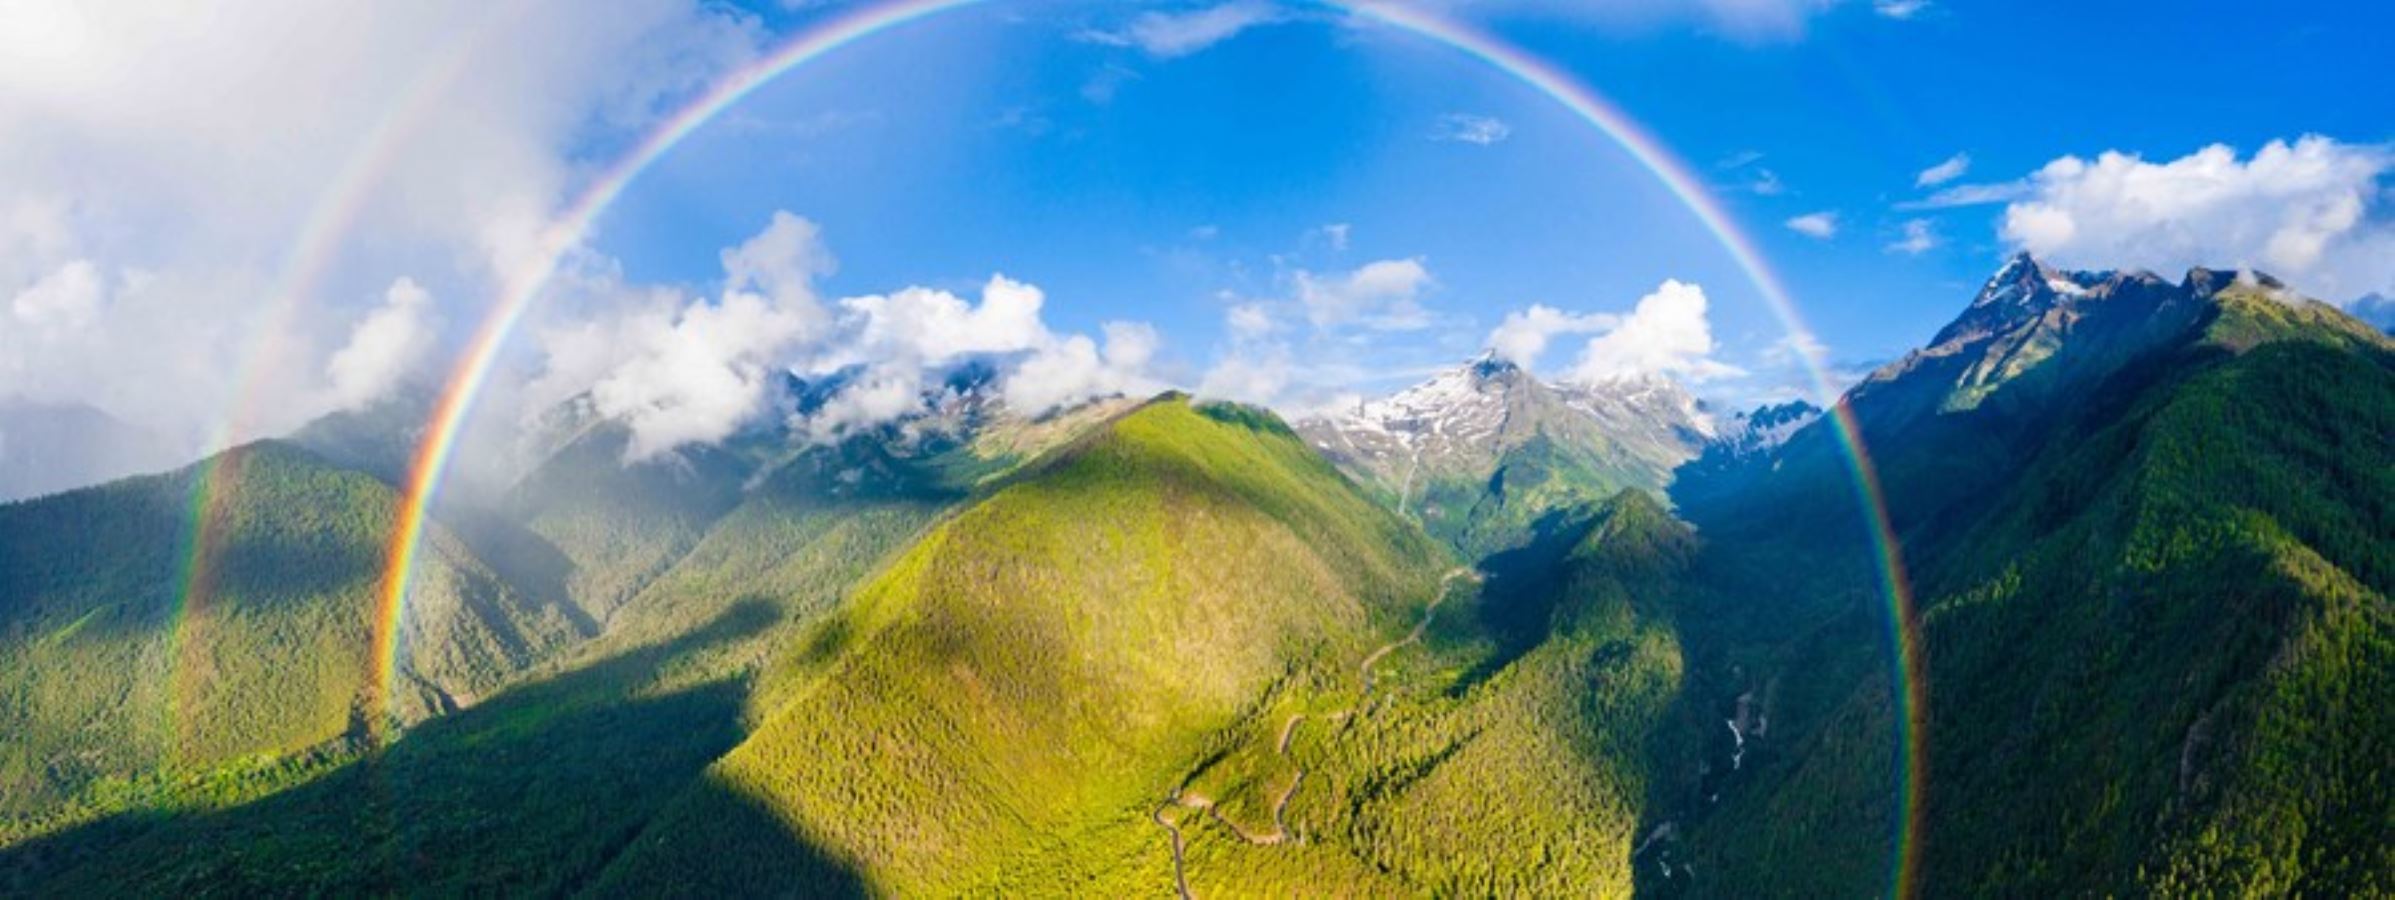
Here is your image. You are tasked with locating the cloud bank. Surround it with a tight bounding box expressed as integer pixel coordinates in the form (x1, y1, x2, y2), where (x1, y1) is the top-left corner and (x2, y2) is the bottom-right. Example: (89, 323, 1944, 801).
(1997, 136, 2393, 301)
(533, 213, 1165, 461)
(0, 0, 764, 452)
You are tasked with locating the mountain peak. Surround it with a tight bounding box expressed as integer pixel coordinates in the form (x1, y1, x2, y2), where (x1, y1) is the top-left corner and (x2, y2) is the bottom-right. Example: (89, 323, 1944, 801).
(1469, 352, 1524, 381)
(2183, 265, 2287, 298)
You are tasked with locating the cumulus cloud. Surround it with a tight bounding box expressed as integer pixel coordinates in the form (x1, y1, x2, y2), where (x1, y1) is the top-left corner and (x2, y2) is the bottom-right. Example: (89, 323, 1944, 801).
(1296, 258, 1435, 330)
(1196, 350, 1296, 408)
(325, 278, 440, 411)
(1004, 322, 1164, 413)
(1785, 211, 1840, 239)
(531, 221, 1169, 450)
(0, 0, 763, 456)
(1887, 218, 1940, 255)
(1432, 113, 1512, 146)
(1199, 251, 1473, 411)
(1563, 280, 1743, 384)
(1079, 1, 1284, 58)
(583, 214, 833, 461)
(1996, 136, 2394, 300)
(1485, 304, 1616, 367)
(829, 275, 1050, 371)
(1915, 152, 1970, 187)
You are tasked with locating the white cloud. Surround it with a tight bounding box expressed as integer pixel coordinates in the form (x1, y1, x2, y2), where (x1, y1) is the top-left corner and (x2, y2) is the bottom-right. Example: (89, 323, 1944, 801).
(1564, 280, 1743, 384)
(582, 213, 832, 462)
(1997, 136, 2394, 300)
(1785, 211, 1840, 239)
(1873, 0, 1930, 19)
(1004, 322, 1164, 413)
(1295, 258, 1436, 330)
(1079, 1, 1284, 58)
(1887, 218, 1940, 255)
(0, 0, 763, 454)
(1433, 113, 1512, 146)
(1898, 179, 2032, 210)
(8, 259, 103, 334)
(325, 278, 439, 411)
(1916, 152, 1970, 187)
(808, 369, 930, 436)
(1197, 351, 1295, 407)
(1484, 304, 1616, 367)
(1314, 222, 1353, 251)
(1227, 302, 1278, 340)
(795, 272, 1168, 432)
(830, 276, 1050, 371)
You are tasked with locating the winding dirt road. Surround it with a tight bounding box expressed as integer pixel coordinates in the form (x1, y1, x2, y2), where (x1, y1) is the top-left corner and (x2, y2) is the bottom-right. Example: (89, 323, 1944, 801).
(1153, 567, 1478, 897)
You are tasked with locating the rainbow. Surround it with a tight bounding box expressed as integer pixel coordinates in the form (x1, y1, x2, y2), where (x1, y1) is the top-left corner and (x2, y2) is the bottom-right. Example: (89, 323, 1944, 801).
(361, 2, 1927, 894)
(165, 0, 544, 753)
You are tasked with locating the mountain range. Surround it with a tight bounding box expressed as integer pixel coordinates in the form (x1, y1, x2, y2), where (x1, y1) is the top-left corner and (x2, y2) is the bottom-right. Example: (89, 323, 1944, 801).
(0, 253, 2386, 896)
(0, 400, 181, 504)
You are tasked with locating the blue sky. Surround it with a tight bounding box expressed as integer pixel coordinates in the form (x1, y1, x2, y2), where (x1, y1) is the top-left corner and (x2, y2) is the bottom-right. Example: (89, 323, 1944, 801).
(2, 0, 2387, 463)
(589, 0, 2393, 409)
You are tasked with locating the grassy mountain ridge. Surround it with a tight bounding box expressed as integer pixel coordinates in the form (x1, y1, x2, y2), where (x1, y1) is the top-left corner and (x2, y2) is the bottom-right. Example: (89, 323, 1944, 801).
(0, 426, 1003, 893)
(2, 261, 2388, 896)
(0, 394, 1146, 894)
(597, 397, 1452, 895)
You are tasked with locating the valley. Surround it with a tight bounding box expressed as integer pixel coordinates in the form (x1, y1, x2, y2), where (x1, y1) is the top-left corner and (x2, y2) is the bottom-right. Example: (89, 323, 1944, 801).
(0, 256, 2387, 896)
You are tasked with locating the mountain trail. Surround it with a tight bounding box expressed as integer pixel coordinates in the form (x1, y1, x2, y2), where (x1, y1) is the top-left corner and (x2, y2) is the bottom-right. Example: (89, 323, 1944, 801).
(1150, 567, 1478, 892)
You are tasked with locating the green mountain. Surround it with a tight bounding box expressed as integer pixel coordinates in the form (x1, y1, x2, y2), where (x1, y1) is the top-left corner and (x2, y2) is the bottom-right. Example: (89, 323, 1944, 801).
(1, 257, 2388, 897)
(0, 387, 1141, 895)
(1658, 262, 2394, 896)
(0, 441, 583, 836)
(1298, 355, 1715, 558)
(598, 396, 1454, 894)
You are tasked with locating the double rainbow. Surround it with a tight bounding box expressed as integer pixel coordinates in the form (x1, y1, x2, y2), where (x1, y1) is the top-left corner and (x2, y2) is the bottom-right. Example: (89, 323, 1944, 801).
(191, 1, 1929, 894)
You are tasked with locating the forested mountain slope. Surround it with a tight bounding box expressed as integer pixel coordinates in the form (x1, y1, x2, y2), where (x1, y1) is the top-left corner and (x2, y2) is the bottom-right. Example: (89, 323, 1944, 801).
(1660, 267, 2394, 896)
(0, 442, 583, 831)
(598, 397, 1452, 894)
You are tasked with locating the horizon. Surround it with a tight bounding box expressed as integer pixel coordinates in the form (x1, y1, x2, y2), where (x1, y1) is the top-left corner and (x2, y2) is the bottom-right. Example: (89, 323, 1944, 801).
(2, 0, 2388, 485)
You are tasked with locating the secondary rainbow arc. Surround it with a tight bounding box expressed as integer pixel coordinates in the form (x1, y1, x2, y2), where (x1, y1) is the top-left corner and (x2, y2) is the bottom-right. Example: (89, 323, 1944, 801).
(166, 0, 544, 756)
(360, 2, 1929, 895)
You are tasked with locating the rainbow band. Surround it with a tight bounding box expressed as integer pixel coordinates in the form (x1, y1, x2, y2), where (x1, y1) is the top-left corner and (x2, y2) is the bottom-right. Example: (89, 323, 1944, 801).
(167, 0, 544, 754)
(369, 3, 1926, 895)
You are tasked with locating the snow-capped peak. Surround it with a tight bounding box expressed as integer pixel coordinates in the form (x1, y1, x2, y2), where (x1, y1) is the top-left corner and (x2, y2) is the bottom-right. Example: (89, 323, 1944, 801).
(1298, 355, 1716, 498)
(1711, 399, 1821, 457)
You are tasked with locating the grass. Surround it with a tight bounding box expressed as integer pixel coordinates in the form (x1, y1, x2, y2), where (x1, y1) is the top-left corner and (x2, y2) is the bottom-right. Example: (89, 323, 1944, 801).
(596, 397, 1452, 895)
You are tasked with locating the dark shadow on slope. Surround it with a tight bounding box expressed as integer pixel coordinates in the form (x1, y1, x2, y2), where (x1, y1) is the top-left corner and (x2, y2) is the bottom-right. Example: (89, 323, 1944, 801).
(0, 598, 861, 896)
(581, 775, 870, 899)
(437, 504, 596, 637)
(1442, 506, 1599, 694)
